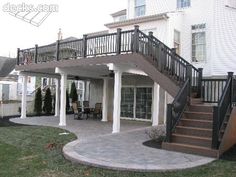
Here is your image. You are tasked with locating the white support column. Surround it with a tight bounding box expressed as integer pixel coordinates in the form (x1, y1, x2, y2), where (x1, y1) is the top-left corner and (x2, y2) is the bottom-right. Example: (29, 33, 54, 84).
(84, 81, 90, 101)
(59, 73, 67, 126)
(102, 78, 109, 122)
(21, 75, 27, 119)
(54, 78, 60, 117)
(152, 83, 160, 126)
(158, 87, 166, 124)
(112, 70, 122, 133)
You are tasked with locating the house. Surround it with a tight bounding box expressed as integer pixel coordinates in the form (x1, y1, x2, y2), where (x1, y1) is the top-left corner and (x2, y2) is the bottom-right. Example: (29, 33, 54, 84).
(15, 0, 236, 158)
(106, 0, 236, 76)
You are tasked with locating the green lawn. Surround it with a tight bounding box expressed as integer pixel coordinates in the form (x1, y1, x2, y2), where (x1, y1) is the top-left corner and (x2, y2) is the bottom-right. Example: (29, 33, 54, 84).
(0, 118, 236, 177)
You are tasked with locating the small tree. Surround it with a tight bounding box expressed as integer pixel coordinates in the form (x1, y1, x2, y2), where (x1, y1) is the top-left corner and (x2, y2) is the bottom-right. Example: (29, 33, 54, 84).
(34, 88, 42, 115)
(66, 89, 70, 113)
(52, 94, 56, 113)
(43, 88, 52, 115)
(70, 82, 78, 103)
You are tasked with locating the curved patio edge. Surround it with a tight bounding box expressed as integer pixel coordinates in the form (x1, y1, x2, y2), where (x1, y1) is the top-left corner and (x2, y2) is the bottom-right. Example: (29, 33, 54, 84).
(63, 140, 216, 172)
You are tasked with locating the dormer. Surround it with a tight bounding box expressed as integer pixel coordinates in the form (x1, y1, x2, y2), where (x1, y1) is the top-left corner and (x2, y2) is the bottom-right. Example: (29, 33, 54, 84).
(111, 9, 127, 22)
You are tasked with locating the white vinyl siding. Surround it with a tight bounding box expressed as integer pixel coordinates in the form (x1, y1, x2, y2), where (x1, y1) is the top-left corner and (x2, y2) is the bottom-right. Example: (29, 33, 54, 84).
(226, 0, 236, 8)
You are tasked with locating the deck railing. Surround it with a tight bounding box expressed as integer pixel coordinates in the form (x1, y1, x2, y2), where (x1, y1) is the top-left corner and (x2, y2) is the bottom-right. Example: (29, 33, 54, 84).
(201, 78, 227, 103)
(17, 26, 202, 95)
(212, 72, 234, 149)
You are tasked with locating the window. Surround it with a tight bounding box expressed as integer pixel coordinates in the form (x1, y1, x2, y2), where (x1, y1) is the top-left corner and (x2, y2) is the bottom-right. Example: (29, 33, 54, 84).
(135, 0, 146, 17)
(121, 87, 152, 120)
(177, 0, 191, 8)
(118, 15, 126, 21)
(174, 30, 181, 55)
(192, 24, 206, 62)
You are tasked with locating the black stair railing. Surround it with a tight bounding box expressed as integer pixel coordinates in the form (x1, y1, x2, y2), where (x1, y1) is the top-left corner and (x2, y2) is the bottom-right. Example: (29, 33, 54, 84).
(166, 64, 192, 142)
(212, 72, 234, 149)
(133, 27, 202, 97)
(201, 78, 227, 103)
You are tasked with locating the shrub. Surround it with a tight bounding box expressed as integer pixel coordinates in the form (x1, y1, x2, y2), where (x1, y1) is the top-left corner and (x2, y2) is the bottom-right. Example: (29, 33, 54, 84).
(145, 125, 166, 142)
(43, 88, 52, 114)
(70, 82, 78, 103)
(34, 88, 42, 115)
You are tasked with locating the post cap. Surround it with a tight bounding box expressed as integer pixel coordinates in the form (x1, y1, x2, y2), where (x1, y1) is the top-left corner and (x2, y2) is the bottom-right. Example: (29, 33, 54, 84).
(171, 48, 176, 53)
(148, 31, 153, 36)
(228, 72, 234, 77)
(134, 25, 139, 30)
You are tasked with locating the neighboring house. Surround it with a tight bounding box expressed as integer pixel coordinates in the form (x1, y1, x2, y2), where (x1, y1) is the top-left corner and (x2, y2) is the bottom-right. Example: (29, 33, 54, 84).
(15, 0, 236, 157)
(0, 56, 17, 101)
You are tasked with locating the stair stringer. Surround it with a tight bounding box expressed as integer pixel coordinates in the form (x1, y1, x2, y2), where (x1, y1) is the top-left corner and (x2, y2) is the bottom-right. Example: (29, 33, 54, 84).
(128, 53, 180, 97)
(218, 107, 236, 156)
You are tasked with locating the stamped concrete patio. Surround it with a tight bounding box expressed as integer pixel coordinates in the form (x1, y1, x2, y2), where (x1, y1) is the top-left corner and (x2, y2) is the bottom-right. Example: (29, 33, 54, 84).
(11, 116, 215, 172)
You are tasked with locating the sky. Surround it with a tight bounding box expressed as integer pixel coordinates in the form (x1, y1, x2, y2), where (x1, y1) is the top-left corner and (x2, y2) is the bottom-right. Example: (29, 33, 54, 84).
(0, 0, 127, 57)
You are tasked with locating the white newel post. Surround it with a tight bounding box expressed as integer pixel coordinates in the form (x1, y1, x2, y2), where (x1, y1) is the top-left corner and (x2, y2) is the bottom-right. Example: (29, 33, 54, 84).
(21, 75, 27, 119)
(112, 70, 122, 133)
(54, 78, 60, 117)
(102, 78, 109, 122)
(152, 82, 160, 126)
(59, 73, 67, 126)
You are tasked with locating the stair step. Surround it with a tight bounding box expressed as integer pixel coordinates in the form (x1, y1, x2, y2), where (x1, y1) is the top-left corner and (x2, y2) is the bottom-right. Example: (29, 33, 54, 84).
(172, 133, 212, 148)
(188, 105, 213, 113)
(162, 142, 218, 158)
(184, 111, 213, 120)
(175, 126, 212, 138)
(179, 119, 213, 129)
(190, 98, 203, 104)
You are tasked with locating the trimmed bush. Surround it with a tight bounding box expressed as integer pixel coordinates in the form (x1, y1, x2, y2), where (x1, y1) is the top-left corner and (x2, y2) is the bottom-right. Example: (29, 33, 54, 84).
(34, 88, 42, 115)
(70, 82, 78, 103)
(43, 88, 52, 114)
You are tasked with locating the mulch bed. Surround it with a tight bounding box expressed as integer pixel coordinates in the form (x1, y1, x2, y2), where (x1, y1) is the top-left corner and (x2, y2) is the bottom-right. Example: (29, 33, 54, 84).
(143, 140, 162, 149)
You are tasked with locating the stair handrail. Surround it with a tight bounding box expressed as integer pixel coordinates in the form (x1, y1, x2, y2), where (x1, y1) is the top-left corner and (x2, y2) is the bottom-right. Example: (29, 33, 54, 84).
(212, 72, 234, 149)
(166, 77, 190, 142)
(135, 29, 201, 96)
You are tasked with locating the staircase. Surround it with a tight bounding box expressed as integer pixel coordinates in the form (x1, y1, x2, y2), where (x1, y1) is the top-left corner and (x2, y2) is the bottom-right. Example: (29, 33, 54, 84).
(162, 101, 219, 158)
(16, 26, 236, 158)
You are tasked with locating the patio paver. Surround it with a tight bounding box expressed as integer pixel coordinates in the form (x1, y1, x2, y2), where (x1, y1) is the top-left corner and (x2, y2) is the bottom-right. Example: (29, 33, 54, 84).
(11, 116, 215, 172)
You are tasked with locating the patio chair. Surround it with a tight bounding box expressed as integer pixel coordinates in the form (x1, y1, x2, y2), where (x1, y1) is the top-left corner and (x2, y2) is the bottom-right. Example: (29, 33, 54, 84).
(72, 101, 82, 120)
(83, 101, 91, 119)
(91, 103, 102, 119)
(72, 102, 79, 119)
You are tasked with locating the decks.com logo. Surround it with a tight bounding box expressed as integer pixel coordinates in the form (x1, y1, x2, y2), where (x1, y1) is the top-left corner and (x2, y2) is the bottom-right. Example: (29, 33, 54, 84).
(2, 2, 59, 27)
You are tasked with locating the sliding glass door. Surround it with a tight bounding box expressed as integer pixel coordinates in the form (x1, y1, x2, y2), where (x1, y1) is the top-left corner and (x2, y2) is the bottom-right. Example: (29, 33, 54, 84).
(136, 88, 152, 120)
(121, 88, 134, 118)
(120, 87, 152, 120)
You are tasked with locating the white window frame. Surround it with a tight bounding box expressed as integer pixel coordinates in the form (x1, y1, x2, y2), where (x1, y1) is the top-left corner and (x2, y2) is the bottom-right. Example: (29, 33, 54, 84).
(191, 24, 206, 63)
(177, 0, 191, 9)
(135, 0, 146, 17)
(174, 30, 181, 55)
